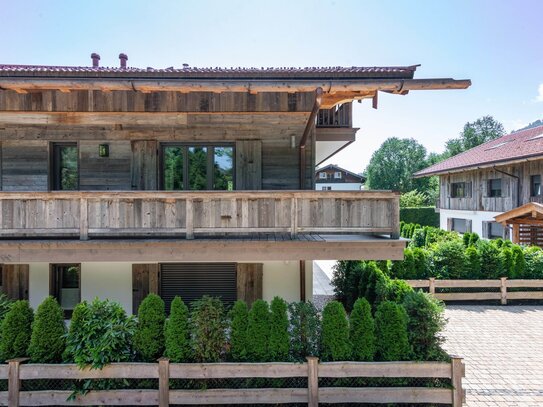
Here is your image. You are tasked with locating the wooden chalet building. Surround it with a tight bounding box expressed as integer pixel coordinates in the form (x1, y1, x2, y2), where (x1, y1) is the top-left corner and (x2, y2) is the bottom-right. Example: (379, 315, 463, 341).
(0, 54, 469, 314)
(315, 164, 365, 191)
(414, 125, 543, 240)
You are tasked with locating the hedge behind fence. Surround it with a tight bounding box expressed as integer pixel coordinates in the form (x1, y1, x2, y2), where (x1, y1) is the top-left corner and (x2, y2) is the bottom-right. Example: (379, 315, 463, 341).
(400, 207, 439, 227)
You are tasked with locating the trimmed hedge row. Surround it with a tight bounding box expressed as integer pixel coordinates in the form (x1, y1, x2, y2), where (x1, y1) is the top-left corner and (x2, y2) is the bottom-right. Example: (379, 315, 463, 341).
(399, 207, 439, 227)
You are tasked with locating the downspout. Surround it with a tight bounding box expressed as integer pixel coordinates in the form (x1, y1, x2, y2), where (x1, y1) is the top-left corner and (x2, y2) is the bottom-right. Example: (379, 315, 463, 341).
(299, 87, 323, 189)
(493, 166, 520, 207)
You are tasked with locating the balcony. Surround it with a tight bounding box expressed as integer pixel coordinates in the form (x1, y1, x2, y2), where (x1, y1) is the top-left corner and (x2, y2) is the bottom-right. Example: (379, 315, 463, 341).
(317, 103, 352, 128)
(0, 190, 404, 262)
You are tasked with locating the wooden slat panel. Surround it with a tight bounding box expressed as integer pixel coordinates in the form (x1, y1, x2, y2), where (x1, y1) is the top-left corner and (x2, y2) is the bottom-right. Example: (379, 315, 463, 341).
(404, 280, 430, 288)
(507, 291, 543, 300)
(435, 292, 502, 301)
(235, 140, 262, 190)
(236, 263, 263, 307)
(434, 279, 502, 288)
(0, 365, 8, 380)
(169, 388, 307, 405)
(18, 390, 157, 406)
(318, 361, 451, 378)
(169, 363, 307, 379)
(319, 387, 452, 405)
(19, 363, 158, 380)
(130, 140, 157, 190)
(506, 279, 543, 288)
(2, 264, 29, 300)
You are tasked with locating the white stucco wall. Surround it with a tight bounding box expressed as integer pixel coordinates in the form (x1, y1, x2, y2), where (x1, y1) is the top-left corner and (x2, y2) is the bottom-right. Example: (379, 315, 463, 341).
(28, 263, 50, 311)
(261, 260, 312, 303)
(81, 263, 133, 314)
(439, 209, 503, 236)
(315, 182, 361, 191)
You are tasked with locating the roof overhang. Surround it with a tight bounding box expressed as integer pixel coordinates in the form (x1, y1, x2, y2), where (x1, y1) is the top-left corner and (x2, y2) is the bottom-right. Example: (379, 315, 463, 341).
(315, 127, 358, 165)
(495, 202, 543, 226)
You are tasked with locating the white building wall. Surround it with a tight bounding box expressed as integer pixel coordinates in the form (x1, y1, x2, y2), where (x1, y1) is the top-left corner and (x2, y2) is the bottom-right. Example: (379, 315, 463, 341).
(315, 182, 361, 191)
(261, 260, 312, 303)
(81, 263, 133, 314)
(439, 209, 503, 236)
(28, 263, 50, 311)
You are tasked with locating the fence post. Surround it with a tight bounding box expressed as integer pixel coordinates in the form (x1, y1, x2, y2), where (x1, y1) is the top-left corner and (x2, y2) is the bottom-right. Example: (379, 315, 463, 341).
(7, 358, 27, 407)
(500, 277, 508, 305)
(451, 356, 465, 407)
(80, 197, 88, 241)
(306, 357, 319, 407)
(158, 357, 170, 407)
(429, 277, 436, 295)
(186, 199, 194, 239)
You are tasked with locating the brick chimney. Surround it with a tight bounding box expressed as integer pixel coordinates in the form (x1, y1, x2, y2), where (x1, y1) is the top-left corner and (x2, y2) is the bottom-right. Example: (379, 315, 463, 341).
(119, 53, 128, 69)
(91, 53, 100, 68)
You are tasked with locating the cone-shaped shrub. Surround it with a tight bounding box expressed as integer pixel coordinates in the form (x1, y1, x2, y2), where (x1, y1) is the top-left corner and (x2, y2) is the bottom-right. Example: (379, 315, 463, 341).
(134, 294, 166, 362)
(375, 301, 410, 361)
(164, 296, 191, 362)
(465, 246, 482, 279)
(320, 301, 351, 361)
(28, 296, 66, 363)
(512, 245, 526, 279)
(0, 300, 33, 361)
(268, 297, 289, 362)
(190, 296, 226, 363)
(0, 294, 13, 326)
(246, 299, 270, 362)
(289, 302, 320, 361)
(228, 300, 249, 361)
(498, 247, 514, 278)
(349, 298, 375, 361)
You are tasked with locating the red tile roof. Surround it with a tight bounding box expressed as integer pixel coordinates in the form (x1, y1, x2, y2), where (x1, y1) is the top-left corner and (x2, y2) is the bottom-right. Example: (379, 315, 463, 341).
(0, 64, 419, 79)
(414, 125, 543, 177)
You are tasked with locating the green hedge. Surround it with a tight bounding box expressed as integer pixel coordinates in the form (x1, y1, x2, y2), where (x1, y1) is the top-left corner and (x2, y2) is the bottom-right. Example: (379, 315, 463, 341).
(400, 207, 439, 227)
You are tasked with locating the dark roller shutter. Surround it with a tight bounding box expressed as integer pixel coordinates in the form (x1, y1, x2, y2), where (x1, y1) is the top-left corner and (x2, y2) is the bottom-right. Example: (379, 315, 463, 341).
(160, 263, 237, 312)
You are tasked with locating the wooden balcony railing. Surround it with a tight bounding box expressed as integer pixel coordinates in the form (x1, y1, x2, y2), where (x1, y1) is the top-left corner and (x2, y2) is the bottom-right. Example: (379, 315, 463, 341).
(317, 102, 352, 128)
(0, 190, 400, 240)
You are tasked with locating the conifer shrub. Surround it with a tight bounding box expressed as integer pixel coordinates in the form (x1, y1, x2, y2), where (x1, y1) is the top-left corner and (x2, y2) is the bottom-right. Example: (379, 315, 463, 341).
(28, 296, 66, 363)
(349, 298, 375, 361)
(246, 299, 270, 362)
(332, 260, 365, 312)
(375, 301, 410, 361)
(390, 248, 415, 279)
(476, 240, 502, 279)
(498, 247, 514, 278)
(402, 291, 446, 361)
(511, 245, 526, 278)
(268, 297, 289, 362)
(524, 247, 543, 278)
(386, 279, 414, 303)
(164, 296, 191, 363)
(0, 300, 33, 361)
(134, 294, 166, 362)
(465, 245, 482, 278)
(410, 228, 427, 248)
(288, 301, 320, 361)
(430, 240, 467, 279)
(320, 301, 351, 361)
(228, 300, 249, 362)
(0, 294, 13, 326)
(190, 296, 226, 363)
(359, 262, 388, 309)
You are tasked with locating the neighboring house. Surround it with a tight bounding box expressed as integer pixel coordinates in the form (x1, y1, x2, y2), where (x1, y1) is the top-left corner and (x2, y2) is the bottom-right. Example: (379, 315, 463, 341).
(0, 55, 468, 315)
(414, 125, 543, 239)
(315, 164, 365, 191)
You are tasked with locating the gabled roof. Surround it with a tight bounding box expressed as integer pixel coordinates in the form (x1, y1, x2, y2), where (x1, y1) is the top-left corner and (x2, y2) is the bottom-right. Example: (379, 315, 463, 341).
(414, 125, 543, 177)
(495, 202, 543, 225)
(316, 164, 366, 182)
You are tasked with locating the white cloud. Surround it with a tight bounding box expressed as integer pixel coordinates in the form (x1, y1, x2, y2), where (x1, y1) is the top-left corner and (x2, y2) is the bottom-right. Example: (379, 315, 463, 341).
(537, 83, 543, 102)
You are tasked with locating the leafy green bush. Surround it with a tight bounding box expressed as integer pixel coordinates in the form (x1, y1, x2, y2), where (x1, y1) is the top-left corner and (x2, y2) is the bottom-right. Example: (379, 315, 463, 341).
(190, 296, 226, 363)
(390, 249, 415, 279)
(320, 301, 351, 361)
(64, 298, 136, 368)
(386, 279, 414, 303)
(134, 294, 166, 362)
(524, 247, 543, 278)
(28, 296, 66, 363)
(400, 207, 439, 227)
(349, 298, 375, 361)
(476, 240, 501, 279)
(430, 240, 467, 278)
(375, 301, 410, 361)
(288, 302, 320, 361)
(412, 248, 429, 278)
(228, 300, 249, 362)
(268, 297, 289, 362)
(0, 300, 33, 361)
(332, 261, 365, 312)
(402, 291, 447, 361)
(164, 296, 191, 362)
(0, 294, 13, 326)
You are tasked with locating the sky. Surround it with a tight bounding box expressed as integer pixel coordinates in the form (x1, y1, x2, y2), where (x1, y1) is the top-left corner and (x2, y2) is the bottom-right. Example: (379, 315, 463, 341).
(2, 0, 543, 173)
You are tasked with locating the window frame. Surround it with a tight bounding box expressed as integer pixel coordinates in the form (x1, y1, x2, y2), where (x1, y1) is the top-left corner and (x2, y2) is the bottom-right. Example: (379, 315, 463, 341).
(159, 143, 236, 191)
(334, 171, 342, 179)
(451, 218, 468, 234)
(487, 178, 502, 198)
(50, 263, 81, 319)
(50, 142, 80, 191)
(450, 182, 468, 198)
(319, 172, 327, 179)
(531, 174, 542, 197)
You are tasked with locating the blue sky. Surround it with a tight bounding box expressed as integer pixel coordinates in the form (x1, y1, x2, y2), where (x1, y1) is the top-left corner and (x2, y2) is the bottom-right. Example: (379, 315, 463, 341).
(2, 0, 543, 172)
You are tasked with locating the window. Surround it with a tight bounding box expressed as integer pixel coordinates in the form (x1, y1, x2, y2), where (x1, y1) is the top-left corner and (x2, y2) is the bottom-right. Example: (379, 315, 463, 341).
(488, 179, 502, 197)
(531, 175, 541, 197)
(451, 218, 468, 234)
(319, 172, 327, 179)
(50, 264, 80, 318)
(451, 182, 469, 198)
(334, 172, 342, 179)
(161, 144, 234, 191)
(489, 222, 504, 239)
(51, 143, 78, 190)
(322, 186, 332, 191)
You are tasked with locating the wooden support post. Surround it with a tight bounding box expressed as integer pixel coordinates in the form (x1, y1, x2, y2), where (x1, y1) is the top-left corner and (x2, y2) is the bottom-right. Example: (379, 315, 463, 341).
(306, 356, 319, 407)
(158, 357, 170, 407)
(451, 356, 465, 407)
(186, 199, 194, 240)
(429, 277, 436, 295)
(291, 197, 298, 238)
(79, 198, 88, 241)
(500, 277, 508, 305)
(8, 358, 27, 407)
(390, 194, 400, 239)
(299, 260, 306, 301)
(512, 223, 520, 244)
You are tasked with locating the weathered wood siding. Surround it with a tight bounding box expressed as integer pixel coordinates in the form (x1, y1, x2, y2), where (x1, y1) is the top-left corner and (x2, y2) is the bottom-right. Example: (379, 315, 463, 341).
(80, 141, 132, 190)
(1, 140, 48, 191)
(438, 159, 543, 212)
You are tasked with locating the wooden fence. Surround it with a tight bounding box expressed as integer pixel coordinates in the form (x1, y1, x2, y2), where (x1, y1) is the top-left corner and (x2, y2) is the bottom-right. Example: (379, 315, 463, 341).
(406, 278, 543, 304)
(0, 357, 465, 406)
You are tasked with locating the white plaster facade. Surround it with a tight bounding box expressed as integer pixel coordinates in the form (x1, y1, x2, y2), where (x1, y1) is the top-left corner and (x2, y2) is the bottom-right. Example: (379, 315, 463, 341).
(315, 182, 362, 191)
(439, 208, 504, 236)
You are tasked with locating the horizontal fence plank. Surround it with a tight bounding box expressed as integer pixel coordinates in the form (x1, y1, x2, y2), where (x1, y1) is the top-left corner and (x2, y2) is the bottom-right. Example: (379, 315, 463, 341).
(169, 362, 308, 379)
(169, 388, 308, 405)
(0, 366, 8, 380)
(318, 361, 452, 378)
(434, 279, 502, 288)
(507, 291, 543, 300)
(405, 280, 429, 288)
(88, 227, 187, 236)
(18, 390, 157, 406)
(435, 292, 502, 301)
(319, 387, 452, 405)
(0, 391, 6, 406)
(19, 363, 158, 380)
(506, 279, 543, 288)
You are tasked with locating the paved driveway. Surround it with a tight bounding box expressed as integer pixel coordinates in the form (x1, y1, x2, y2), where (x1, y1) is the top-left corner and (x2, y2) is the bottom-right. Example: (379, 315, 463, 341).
(442, 305, 543, 406)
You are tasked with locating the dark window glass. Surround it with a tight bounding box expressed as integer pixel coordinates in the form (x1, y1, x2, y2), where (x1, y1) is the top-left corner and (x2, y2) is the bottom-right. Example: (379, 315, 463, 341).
(531, 175, 541, 197)
(451, 182, 466, 198)
(188, 147, 208, 190)
(53, 144, 78, 190)
(488, 179, 502, 197)
(163, 147, 184, 190)
(451, 218, 467, 234)
(52, 264, 80, 318)
(489, 222, 504, 239)
(213, 147, 234, 191)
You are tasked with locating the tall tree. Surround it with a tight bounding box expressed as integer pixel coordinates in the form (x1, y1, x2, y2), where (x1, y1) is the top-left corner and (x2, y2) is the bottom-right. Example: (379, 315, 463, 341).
(444, 116, 505, 157)
(365, 137, 429, 192)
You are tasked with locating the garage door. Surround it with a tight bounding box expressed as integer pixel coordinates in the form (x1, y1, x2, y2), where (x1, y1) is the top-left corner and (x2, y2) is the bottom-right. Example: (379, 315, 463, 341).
(160, 263, 237, 311)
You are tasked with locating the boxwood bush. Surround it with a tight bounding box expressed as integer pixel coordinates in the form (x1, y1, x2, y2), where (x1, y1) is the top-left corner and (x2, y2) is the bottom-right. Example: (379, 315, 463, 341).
(28, 296, 66, 363)
(375, 301, 411, 361)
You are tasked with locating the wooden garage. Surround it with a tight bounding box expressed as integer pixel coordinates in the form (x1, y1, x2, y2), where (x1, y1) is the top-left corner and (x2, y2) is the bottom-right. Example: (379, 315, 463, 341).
(495, 202, 543, 247)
